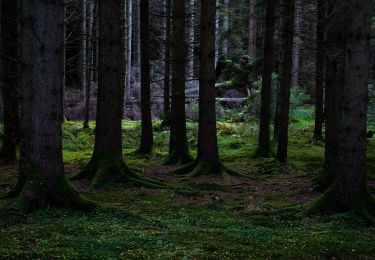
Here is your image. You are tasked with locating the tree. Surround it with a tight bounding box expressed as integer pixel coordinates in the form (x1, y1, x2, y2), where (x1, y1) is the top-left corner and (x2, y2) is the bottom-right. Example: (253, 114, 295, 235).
(139, 0, 154, 154)
(313, 0, 325, 140)
(71, 0, 163, 188)
(164, 0, 193, 165)
(256, 0, 276, 158)
(163, 0, 171, 120)
(248, 0, 257, 60)
(83, 0, 95, 129)
(0, 0, 20, 164)
(4, 0, 94, 212)
(308, 0, 375, 223)
(125, 0, 133, 102)
(276, 0, 295, 163)
(171, 0, 241, 178)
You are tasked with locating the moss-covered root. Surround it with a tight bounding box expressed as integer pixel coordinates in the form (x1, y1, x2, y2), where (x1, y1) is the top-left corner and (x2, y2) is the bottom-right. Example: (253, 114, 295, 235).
(169, 159, 247, 179)
(163, 150, 193, 166)
(8, 171, 97, 213)
(73, 152, 167, 189)
(0, 176, 27, 200)
(306, 187, 375, 225)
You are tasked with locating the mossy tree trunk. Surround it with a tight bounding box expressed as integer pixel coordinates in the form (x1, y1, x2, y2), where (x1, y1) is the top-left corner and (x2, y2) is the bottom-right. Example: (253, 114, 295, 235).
(4, 0, 95, 212)
(72, 0, 164, 189)
(0, 0, 20, 164)
(309, 0, 375, 224)
(275, 0, 294, 163)
(165, 0, 192, 165)
(170, 0, 242, 178)
(139, 0, 154, 154)
(162, 0, 171, 122)
(256, 0, 276, 158)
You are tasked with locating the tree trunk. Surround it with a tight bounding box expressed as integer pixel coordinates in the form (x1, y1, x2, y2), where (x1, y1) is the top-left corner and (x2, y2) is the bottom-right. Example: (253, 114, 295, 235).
(139, 0, 154, 154)
(163, 0, 171, 118)
(81, 0, 88, 128)
(256, 0, 276, 158)
(186, 0, 195, 81)
(276, 0, 295, 163)
(170, 0, 243, 178)
(125, 0, 133, 102)
(309, 0, 375, 223)
(291, 0, 302, 88)
(248, 0, 257, 60)
(313, 0, 325, 140)
(72, 0, 163, 189)
(0, 0, 20, 164)
(7, 0, 94, 212)
(164, 0, 193, 165)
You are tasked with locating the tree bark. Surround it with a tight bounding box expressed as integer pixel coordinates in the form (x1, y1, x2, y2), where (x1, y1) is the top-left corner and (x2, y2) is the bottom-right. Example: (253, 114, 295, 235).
(139, 0, 154, 154)
(309, 0, 375, 223)
(125, 0, 133, 102)
(248, 0, 257, 60)
(163, 0, 171, 119)
(6, 0, 94, 212)
(291, 0, 302, 88)
(72, 0, 163, 189)
(256, 0, 276, 158)
(0, 0, 20, 164)
(170, 0, 243, 178)
(313, 0, 325, 140)
(276, 0, 295, 163)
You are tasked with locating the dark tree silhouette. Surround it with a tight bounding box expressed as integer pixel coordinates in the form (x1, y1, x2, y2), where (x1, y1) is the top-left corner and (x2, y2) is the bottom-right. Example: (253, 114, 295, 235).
(0, 0, 20, 164)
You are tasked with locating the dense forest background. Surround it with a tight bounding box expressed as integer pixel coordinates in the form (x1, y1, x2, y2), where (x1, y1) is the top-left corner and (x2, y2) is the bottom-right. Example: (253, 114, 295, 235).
(0, 0, 375, 258)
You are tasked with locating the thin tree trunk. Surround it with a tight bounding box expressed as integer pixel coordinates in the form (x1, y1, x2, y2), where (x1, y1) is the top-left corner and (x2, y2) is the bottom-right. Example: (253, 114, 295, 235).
(248, 0, 257, 60)
(291, 0, 302, 88)
(164, 0, 192, 165)
(163, 0, 171, 118)
(0, 0, 20, 164)
(313, 0, 325, 140)
(256, 0, 276, 157)
(186, 0, 195, 81)
(82, 0, 88, 128)
(276, 0, 295, 163)
(139, 0, 154, 154)
(126, 0, 133, 101)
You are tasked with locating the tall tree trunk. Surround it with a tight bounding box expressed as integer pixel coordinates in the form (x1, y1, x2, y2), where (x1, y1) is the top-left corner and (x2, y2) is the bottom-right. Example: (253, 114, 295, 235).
(7, 0, 94, 212)
(125, 0, 133, 101)
(81, 0, 88, 128)
(313, 0, 325, 140)
(134, 0, 141, 84)
(170, 0, 242, 178)
(71, 0, 163, 189)
(256, 0, 276, 158)
(276, 0, 295, 163)
(139, 0, 153, 154)
(163, 0, 171, 119)
(186, 0, 195, 81)
(248, 0, 257, 60)
(164, 0, 192, 165)
(0, 0, 20, 164)
(291, 0, 302, 88)
(309, 0, 375, 223)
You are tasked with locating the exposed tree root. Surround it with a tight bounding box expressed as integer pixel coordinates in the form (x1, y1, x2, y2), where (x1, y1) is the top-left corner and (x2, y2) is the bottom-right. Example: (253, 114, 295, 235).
(169, 158, 247, 179)
(163, 149, 193, 166)
(2, 168, 96, 213)
(306, 186, 375, 226)
(71, 152, 167, 189)
(0, 176, 27, 199)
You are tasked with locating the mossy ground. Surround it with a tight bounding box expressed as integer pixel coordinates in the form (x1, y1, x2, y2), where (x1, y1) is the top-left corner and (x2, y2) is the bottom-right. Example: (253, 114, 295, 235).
(1, 106, 375, 259)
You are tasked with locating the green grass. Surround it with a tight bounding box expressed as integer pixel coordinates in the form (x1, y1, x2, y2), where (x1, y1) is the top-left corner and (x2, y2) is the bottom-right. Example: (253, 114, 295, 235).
(1, 106, 375, 259)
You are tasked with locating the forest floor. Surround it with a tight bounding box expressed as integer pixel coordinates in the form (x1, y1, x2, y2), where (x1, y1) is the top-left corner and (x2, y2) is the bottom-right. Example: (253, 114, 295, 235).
(1, 106, 375, 259)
